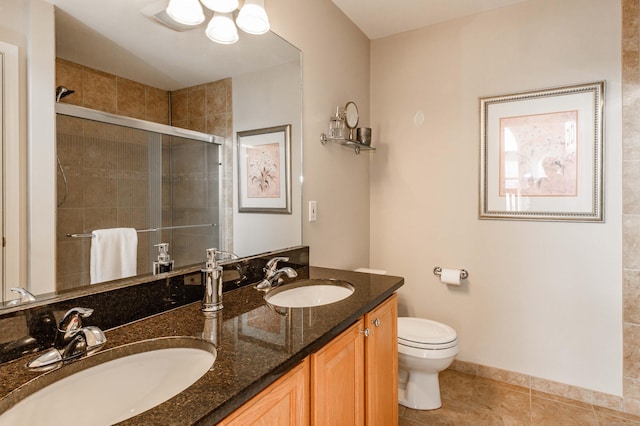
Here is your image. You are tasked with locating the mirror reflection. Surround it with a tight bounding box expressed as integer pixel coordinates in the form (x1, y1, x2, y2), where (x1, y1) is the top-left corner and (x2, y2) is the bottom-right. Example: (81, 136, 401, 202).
(56, 107, 222, 290)
(8, 0, 303, 302)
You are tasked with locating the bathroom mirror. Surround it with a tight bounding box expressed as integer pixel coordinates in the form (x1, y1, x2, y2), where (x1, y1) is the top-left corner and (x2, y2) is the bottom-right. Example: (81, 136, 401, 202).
(4, 0, 302, 304)
(344, 102, 359, 129)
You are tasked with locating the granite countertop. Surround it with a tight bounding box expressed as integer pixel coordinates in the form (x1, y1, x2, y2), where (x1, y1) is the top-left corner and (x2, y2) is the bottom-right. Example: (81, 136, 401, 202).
(0, 267, 403, 425)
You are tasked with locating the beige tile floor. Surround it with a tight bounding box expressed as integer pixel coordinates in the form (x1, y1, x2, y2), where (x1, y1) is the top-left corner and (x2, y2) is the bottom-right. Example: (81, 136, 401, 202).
(399, 370, 640, 425)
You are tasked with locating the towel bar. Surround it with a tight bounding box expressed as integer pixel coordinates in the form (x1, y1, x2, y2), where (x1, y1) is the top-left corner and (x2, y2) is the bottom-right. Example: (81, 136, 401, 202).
(66, 223, 216, 238)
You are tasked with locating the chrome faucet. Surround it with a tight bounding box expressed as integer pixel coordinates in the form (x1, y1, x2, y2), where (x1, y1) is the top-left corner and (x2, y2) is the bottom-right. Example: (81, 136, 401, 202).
(255, 256, 298, 291)
(27, 307, 107, 371)
(7, 287, 36, 306)
(201, 248, 239, 313)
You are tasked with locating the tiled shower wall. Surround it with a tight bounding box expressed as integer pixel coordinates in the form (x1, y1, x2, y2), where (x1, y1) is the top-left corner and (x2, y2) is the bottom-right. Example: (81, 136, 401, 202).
(55, 58, 170, 124)
(169, 80, 234, 253)
(56, 116, 152, 289)
(623, 0, 640, 415)
(55, 59, 232, 290)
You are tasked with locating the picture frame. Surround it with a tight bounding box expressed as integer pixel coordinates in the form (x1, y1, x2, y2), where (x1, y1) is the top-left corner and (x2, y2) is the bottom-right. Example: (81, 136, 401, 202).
(479, 82, 605, 222)
(237, 124, 292, 214)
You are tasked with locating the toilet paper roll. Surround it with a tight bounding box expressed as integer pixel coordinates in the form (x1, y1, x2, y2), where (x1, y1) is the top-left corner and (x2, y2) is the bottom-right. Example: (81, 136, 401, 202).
(440, 268, 462, 286)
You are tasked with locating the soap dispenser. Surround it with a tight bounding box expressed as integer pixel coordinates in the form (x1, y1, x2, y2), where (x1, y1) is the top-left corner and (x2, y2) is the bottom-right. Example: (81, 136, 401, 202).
(328, 106, 345, 139)
(153, 243, 174, 275)
(201, 248, 223, 312)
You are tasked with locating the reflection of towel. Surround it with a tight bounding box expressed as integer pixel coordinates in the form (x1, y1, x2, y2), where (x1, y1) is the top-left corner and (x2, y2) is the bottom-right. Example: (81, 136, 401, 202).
(90, 228, 138, 284)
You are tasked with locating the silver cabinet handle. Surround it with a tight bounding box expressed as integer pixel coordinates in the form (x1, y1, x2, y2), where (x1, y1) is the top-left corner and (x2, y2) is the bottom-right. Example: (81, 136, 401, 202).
(372, 318, 381, 327)
(359, 328, 370, 337)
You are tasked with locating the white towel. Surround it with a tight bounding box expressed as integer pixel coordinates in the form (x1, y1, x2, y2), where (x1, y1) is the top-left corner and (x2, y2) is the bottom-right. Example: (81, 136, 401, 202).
(90, 228, 138, 284)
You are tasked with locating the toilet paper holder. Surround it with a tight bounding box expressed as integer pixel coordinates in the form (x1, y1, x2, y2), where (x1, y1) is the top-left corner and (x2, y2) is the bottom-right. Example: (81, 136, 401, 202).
(433, 267, 468, 280)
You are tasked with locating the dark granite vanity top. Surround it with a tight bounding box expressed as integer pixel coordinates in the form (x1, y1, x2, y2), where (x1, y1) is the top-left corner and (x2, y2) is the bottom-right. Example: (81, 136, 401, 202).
(0, 267, 403, 425)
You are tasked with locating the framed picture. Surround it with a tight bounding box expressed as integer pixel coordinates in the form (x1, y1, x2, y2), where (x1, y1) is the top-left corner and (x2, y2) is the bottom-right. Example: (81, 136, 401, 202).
(237, 125, 292, 214)
(480, 82, 604, 222)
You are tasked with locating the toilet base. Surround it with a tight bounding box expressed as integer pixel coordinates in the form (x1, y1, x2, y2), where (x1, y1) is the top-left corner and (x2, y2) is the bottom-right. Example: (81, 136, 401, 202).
(398, 370, 443, 410)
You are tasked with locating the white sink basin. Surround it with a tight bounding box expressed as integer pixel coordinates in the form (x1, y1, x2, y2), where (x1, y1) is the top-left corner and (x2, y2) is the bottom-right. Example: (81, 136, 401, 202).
(265, 279, 355, 308)
(0, 337, 216, 426)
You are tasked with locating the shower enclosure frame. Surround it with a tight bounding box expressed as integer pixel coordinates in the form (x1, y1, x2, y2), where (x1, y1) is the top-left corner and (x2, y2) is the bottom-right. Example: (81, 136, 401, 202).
(54, 103, 225, 289)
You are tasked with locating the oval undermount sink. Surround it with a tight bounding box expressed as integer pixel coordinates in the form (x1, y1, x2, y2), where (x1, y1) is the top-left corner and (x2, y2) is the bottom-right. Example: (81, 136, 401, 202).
(265, 279, 355, 308)
(0, 337, 216, 426)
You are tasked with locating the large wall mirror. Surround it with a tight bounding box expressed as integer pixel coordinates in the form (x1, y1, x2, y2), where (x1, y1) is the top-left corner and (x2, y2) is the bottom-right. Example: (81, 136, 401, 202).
(7, 0, 302, 304)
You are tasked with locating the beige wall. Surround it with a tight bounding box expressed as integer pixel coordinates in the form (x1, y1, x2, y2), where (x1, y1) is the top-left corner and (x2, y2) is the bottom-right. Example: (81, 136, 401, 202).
(267, 0, 372, 270)
(370, 0, 622, 397)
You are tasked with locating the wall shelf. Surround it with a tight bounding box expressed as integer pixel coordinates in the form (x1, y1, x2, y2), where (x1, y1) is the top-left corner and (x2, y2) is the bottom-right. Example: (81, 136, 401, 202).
(320, 133, 375, 155)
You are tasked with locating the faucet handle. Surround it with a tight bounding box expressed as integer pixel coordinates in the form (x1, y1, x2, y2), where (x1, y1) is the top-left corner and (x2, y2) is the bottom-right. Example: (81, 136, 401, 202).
(265, 256, 289, 272)
(58, 307, 93, 332)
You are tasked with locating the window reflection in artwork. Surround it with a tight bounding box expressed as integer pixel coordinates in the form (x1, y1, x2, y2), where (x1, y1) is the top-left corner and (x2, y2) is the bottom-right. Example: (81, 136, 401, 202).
(499, 111, 578, 198)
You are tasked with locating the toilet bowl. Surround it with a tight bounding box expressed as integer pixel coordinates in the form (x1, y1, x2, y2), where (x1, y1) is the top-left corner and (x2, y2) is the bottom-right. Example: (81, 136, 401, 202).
(397, 317, 458, 410)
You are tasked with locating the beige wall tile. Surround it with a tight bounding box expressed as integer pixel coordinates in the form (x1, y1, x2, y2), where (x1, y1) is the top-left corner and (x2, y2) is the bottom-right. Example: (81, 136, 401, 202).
(449, 359, 479, 376)
(188, 117, 207, 133)
(57, 208, 84, 242)
(530, 376, 592, 404)
(84, 207, 117, 232)
(146, 87, 169, 124)
(625, 323, 640, 378)
(207, 113, 229, 137)
(625, 161, 640, 214)
(82, 68, 117, 113)
(55, 58, 83, 106)
(171, 91, 189, 122)
(206, 79, 228, 115)
(625, 270, 640, 324)
(189, 88, 206, 118)
(624, 215, 640, 270)
(477, 364, 530, 389)
(592, 391, 624, 411)
(625, 377, 640, 415)
(117, 78, 145, 120)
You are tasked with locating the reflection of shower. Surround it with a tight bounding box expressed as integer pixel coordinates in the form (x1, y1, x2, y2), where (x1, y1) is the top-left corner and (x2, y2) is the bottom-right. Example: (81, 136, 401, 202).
(55, 86, 75, 103)
(55, 86, 74, 207)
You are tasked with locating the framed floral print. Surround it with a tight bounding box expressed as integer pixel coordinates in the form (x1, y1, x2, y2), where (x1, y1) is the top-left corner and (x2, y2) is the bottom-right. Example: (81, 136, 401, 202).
(237, 125, 292, 214)
(480, 82, 604, 222)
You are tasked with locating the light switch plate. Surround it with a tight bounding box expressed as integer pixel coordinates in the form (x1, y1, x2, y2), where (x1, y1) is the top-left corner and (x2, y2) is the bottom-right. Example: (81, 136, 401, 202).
(309, 201, 317, 221)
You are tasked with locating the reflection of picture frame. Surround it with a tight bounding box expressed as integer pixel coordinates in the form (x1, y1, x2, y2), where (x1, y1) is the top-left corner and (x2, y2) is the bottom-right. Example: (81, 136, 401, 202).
(237, 125, 292, 214)
(480, 82, 604, 222)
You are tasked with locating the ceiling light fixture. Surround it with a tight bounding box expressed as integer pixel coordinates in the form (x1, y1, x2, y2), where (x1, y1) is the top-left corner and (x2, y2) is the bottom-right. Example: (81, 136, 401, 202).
(200, 0, 239, 13)
(205, 12, 239, 44)
(161, 0, 270, 44)
(236, 0, 270, 35)
(166, 0, 205, 26)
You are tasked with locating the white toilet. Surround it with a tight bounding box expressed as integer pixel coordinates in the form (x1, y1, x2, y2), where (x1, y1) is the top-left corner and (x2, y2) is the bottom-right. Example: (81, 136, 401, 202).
(397, 317, 459, 410)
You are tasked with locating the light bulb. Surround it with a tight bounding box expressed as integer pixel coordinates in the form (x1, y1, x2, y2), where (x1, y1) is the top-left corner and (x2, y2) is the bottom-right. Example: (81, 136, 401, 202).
(236, 0, 270, 35)
(200, 0, 239, 13)
(206, 12, 239, 44)
(166, 0, 205, 26)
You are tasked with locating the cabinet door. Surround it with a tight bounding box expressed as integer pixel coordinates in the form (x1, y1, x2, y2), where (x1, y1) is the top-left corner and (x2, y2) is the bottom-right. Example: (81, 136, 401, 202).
(311, 319, 365, 426)
(365, 294, 398, 426)
(219, 358, 309, 426)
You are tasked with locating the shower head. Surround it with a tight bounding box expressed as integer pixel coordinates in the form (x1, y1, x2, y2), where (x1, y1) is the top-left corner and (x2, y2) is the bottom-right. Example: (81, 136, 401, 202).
(56, 86, 75, 103)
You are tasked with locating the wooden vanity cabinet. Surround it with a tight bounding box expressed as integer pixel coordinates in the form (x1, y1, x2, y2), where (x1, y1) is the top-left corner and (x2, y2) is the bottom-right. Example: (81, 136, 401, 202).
(218, 358, 309, 426)
(311, 294, 398, 426)
(219, 293, 398, 426)
(311, 318, 366, 425)
(364, 293, 398, 425)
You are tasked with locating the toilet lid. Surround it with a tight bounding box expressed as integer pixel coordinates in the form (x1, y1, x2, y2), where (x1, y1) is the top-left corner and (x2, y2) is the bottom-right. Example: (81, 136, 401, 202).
(398, 317, 457, 349)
